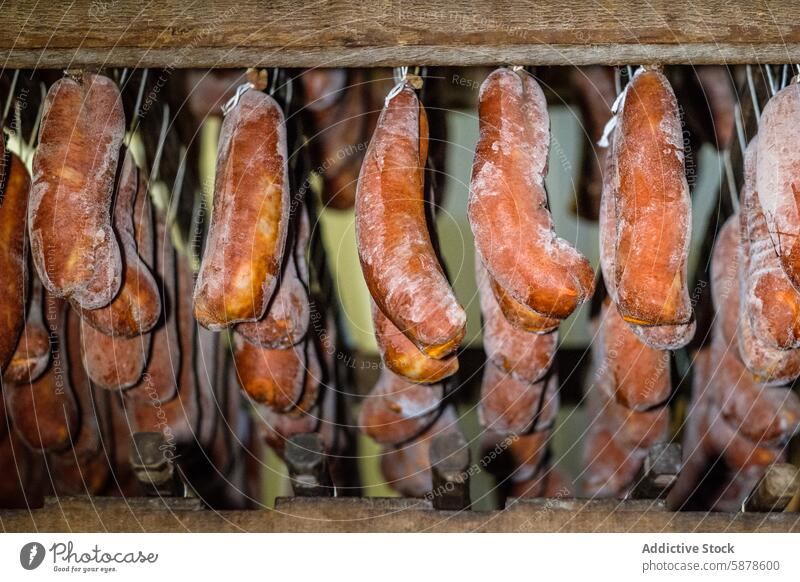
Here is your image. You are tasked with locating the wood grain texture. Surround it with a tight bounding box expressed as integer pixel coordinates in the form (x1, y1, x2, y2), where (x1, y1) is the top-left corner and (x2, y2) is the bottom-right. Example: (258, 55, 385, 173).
(2, 1, 800, 67)
(1, 496, 799, 532)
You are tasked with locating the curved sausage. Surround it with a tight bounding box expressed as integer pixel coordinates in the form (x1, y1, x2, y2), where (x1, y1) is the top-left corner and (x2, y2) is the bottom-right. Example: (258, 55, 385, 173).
(478, 363, 558, 436)
(599, 128, 694, 349)
(80, 320, 150, 390)
(755, 81, 800, 290)
(736, 302, 800, 385)
(613, 69, 692, 326)
(234, 205, 310, 349)
(704, 402, 785, 472)
(3, 277, 50, 384)
(372, 300, 458, 384)
(740, 136, 800, 349)
(596, 299, 671, 410)
(356, 82, 466, 358)
(470, 68, 594, 320)
(29, 72, 124, 310)
(587, 381, 669, 451)
(0, 153, 30, 373)
(710, 341, 800, 445)
(359, 367, 443, 445)
(667, 347, 714, 510)
(6, 298, 79, 452)
(489, 278, 561, 333)
(194, 89, 290, 329)
(77, 148, 161, 337)
(710, 215, 741, 345)
(233, 333, 305, 412)
(476, 255, 557, 383)
(734, 201, 800, 384)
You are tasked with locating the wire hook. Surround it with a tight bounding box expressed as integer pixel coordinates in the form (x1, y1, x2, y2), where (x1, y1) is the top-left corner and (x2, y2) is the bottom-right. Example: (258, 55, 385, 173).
(26, 82, 47, 153)
(733, 102, 747, 161)
(393, 66, 409, 85)
(723, 149, 739, 213)
(763, 64, 778, 97)
(745, 64, 761, 121)
(129, 69, 149, 134)
(2, 70, 19, 126)
(222, 82, 254, 116)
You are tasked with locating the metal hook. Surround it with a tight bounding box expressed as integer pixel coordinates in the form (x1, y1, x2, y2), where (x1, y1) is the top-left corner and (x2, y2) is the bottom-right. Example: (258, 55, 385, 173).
(2, 70, 20, 126)
(386, 66, 413, 104)
(26, 82, 47, 152)
(781, 64, 789, 90)
(614, 67, 623, 95)
(149, 103, 170, 184)
(13, 101, 22, 143)
(167, 144, 187, 230)
(284, 75, 294, 112)
(270, 68, 282, 96)
(129, 69, 149, 134)
(222, 82, 254, 116)
(393, 66, 409, 85)
(598, 66, 641, 148)
(733, 102, 747, 161)
(764, 64, 778, 97)
(745, 65, 761, 121)
(723, 149, 739, 213)
(385, 80, 405, 103)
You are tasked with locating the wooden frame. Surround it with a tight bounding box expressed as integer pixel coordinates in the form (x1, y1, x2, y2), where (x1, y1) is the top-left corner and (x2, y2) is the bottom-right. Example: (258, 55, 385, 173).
(2, 497, 799, 532)
(2, 1, 800, 68)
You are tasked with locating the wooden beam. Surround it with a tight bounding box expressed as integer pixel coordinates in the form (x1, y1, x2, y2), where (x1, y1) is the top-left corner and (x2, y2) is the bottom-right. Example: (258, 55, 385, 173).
(2, 496, 799, 532)
(2, 1, 800, 68)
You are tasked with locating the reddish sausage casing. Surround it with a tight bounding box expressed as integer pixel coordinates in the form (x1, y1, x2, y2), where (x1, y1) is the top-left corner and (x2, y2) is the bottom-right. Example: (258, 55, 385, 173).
(194, 90, 290, 329)
(356, 82, 465, 358)
(30, 73, 124, 310)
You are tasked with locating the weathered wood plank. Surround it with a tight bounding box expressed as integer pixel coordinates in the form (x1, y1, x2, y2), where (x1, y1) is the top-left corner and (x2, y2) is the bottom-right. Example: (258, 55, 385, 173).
(1, 1, 800, 68)
(2, 496, 798, 532)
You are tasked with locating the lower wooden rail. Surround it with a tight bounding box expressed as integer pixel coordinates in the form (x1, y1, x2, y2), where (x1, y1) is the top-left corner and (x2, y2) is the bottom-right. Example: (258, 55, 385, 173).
(2, 497, 798, 532)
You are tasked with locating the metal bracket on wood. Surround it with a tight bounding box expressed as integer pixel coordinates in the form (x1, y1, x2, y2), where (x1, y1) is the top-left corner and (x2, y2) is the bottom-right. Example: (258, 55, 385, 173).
(129, 432, 185, 497)
(629, 442, 682, 500)
(429, 431, 471, 511)
(285, 433, 333, 497)
(743, 463, 800, 512)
